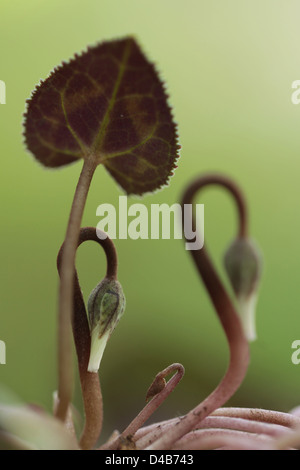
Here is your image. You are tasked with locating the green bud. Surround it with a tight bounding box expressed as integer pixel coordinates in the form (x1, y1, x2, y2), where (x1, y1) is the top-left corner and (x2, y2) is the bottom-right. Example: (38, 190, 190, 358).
(224, 238, 262, 342)
(87, 278, 125, 373)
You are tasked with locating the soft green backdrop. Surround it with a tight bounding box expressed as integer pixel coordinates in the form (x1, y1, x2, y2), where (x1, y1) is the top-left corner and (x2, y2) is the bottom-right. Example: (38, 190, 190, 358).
(1, 0, 300, 441)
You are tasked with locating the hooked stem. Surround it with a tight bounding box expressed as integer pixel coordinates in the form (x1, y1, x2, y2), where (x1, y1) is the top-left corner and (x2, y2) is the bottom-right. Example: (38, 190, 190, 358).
(100, 363, 185, 450)
(146, 173, 250, 449)
(57, 227, 118, 449)
(55, 157, 97, 422)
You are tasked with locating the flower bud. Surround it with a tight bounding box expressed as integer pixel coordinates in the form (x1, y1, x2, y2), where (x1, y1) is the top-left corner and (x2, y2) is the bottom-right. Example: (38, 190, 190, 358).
(224, 238, 262, 341)
(87, 278, 125, 373)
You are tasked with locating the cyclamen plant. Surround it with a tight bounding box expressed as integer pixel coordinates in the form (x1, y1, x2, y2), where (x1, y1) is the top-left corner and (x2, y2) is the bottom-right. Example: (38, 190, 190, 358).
(1, 36, 300, 450)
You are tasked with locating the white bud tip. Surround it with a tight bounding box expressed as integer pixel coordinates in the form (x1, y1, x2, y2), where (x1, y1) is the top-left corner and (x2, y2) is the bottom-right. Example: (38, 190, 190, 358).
(88, 328, 111, 373)
(238, 294, 258, 342)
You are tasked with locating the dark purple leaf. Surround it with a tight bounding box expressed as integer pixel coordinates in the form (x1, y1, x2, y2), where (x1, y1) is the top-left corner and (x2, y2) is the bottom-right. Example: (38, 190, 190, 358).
(23, 37, 180, 195)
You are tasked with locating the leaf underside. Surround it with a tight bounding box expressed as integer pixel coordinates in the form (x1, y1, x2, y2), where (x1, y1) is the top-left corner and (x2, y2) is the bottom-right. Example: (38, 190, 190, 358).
(23, 37, 180, 195)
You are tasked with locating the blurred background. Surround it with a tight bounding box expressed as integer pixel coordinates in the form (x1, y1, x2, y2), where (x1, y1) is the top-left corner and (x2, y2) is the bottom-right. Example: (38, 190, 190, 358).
(1, 0, 300, 442)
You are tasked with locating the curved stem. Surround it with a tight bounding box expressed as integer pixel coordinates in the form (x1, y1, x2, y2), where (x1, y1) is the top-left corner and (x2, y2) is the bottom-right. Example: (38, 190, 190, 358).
(75, 226, 118, 281)
(185, 415, 290, 438)
(185, 172, 248, 238)
(57, 227, 118, 449)
(172, 428, 275, 450)
(146, 173, 250, 450)
(55, 157, 97, 421)
(100, 363, 184, 450)
(134, 406, 300, 445)
(212, 407, 300, 428)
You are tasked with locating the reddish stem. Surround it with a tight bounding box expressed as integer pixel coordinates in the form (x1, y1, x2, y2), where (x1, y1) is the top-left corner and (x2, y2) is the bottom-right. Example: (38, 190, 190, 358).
(55, 157, 97, 421)
(100, 363, 184, 450)
(57, 227, 118, 449)
(146, 174, 250, 449)
(172, 428, 275, 450)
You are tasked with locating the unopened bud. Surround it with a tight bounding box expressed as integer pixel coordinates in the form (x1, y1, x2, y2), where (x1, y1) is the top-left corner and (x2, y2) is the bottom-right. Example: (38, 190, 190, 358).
(224, 238, 262, 341)
(87, 278, 125, 373)
(145, 375, 166, 403)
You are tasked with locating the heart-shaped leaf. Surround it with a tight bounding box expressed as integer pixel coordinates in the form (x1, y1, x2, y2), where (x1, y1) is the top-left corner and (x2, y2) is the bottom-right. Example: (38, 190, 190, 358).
(23, 37, 180, 195)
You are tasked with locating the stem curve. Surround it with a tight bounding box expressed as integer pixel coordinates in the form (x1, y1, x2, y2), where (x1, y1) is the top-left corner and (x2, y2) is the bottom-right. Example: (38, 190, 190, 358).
(55, 157, 97, 421)
(146, 173, 250, 449)
(57, 226, 118, 449)
(100, 363, 185, 450)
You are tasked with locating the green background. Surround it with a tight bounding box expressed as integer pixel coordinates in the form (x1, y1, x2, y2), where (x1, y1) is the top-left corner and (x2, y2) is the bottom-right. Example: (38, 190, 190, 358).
(1, 0, 300, 442)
